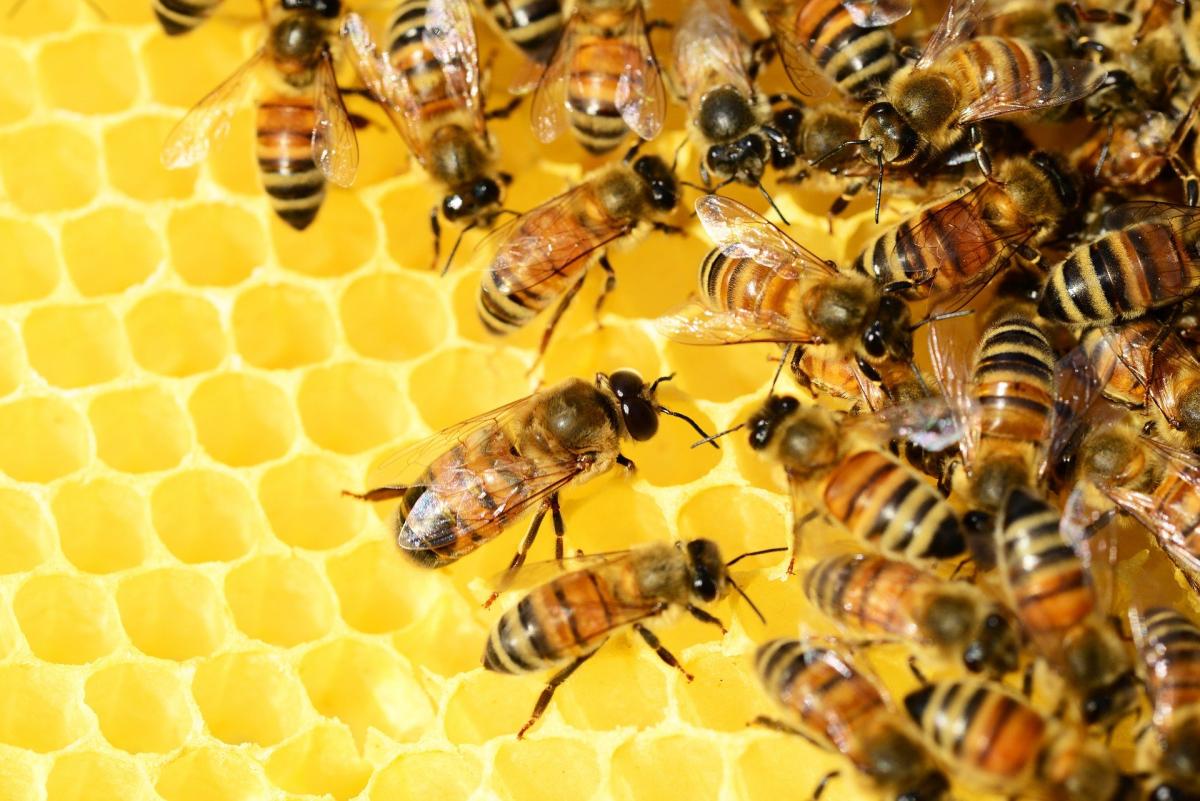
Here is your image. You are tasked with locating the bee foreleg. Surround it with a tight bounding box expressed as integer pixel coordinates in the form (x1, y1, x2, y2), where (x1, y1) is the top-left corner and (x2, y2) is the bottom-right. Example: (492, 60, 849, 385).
(826, 182, 864, 233)
(685, 604, 726, 635)
(616, 453, 637, 473)
(593, 254, 616, 327)
(342, 485, 409, 502)
(517, 650, 597, 739)
(487, 500, 554, 608)
(634, 622, 693, 682)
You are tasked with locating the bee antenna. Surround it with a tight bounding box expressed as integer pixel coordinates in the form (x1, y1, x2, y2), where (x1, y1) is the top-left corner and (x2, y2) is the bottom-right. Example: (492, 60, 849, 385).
(678, 180, 711, 193)
(671, 135, 690, 171)
(810, 139, 868, 168)
(648, 372, 676, 394)
(726, 545, 788, 567)
(728, 576, 769, 625)
(908, 357, 930, 396)
(691, 422, 745, 448)
(757, 181, 789, 225)
(440, 220, 479, 277)
(873, 148, 885, 223)
(769, 343, 792, 395)
(659, 404, 720, 449)
(908, 308, 973, 331)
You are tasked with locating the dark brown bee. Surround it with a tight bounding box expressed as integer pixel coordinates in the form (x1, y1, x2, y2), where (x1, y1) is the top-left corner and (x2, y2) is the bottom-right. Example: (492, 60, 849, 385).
(485, 539, 770, 737)
(997, 487, 1138, 726)
(344, 370, 712, 594)
(904, 679, 1133, 801)
(162, 0, 359, 230)
(477, 152, 679, 355)
(1039, 203, 1200, 326)
(656, 195, 923, 410)
(805, 552, 1020, 675)
(153, 0, 223, 35)
(343, 0, 512, 269)
(754, 638, 950, 801)
(1130, 606, 1200, 801)
(530, 0, 665, 154)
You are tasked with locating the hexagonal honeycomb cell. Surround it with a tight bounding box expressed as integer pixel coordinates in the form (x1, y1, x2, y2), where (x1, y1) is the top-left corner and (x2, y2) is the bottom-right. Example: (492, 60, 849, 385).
(1, 3, 1123, 799)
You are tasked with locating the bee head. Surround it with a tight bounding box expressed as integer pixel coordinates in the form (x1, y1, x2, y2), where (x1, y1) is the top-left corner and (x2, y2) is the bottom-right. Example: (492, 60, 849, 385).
(746, 394, 800, 451)
(442, 177, 502, 222)
(862, 293, 914, 363)
(961, 609, 1020, 675)
(281, 0, 340, 17)
(705, 133, 768, 185)
(698, 85, 756, 143)
(1080, 668, 1139, 725)
(860, 101, 920, 166)
(605, 369, 660, 441)
(684, 538, 728, 602)
(632, 156, 679, 212)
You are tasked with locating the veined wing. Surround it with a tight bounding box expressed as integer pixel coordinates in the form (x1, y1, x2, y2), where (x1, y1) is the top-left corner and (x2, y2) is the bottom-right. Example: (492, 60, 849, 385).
(161, 48, 264, 169)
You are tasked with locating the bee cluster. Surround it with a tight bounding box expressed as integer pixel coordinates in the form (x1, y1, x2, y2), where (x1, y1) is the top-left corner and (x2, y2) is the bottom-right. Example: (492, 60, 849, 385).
(155, 0, 1200, 796)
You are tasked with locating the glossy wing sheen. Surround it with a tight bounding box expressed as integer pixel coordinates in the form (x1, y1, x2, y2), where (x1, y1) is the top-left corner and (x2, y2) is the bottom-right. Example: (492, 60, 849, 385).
(959, 55, 1107, 124)
(695, 195, 836, 278)
(529, 11, 575, 142)
(841, 0, 911, 26)
(490, 549, 638, 591)
(917, 0, 985, 68)
(425, 0, 487, 135)
(312, 49, 359, 187)
(673, 0, 752, 113)
(761, 1, 836, 99)
(928, 299, 979, 464)
(615, 3, 666, 140)
(161, 48, 265, 169)
(655, 300, 818, 345)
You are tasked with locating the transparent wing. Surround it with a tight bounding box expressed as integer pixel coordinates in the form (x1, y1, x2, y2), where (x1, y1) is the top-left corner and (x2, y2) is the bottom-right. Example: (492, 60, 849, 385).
(490, 549, 638, 591)
(161, 48, 264, 169)
(1045, 344, 1111, 479)
(959, 57, 1108, 124)
(529, 11, 575, 143)
(426, 0, 486, 136)
(917, 0, 986, 68)
(312, 48, 359, 188)
(656, 297, 819, 345)
(615, 2, 667, 140)
(928, 297, 979, 465)
(761, 2, 837, 98)
(841, 0, 912, 26)
(695, 195, 838, 278)
(341, 12, 431, 166)
(1101, 200, 1200, 232)
(863, 396, 962, 452)
(1060, 482, 1118, 614)
(673, 0, 753, 107)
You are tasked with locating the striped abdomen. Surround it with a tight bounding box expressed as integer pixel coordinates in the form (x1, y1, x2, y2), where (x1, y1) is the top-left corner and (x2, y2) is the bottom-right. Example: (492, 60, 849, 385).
(787, 0, 898, 99)
(1136, 607, 1200, 731)
(852, 187, 1005, 296)
(395, 424, 544, 567)
(386, 0, 464, 133)
(818, 449, 965, 561)
(972, 314, 1054, 451)
(1039, 220, 1200, 325)
(755, 639, 888, 765)
(1082, 323, 1153, 407)
(153, 0, 222, 35)
(479, 0, 564, 62)
(1144, 465, 1200, 561)
(945, 37, 1084, 119)
(566, 18, 641, 153)
(904, 680, 1044, 788)
(997, 487, 1093, 638)
(256, 96, 325, 231)
(805, 553, 941, 643)
(483, 563, 654, 673)
(699, 249, 803, 321)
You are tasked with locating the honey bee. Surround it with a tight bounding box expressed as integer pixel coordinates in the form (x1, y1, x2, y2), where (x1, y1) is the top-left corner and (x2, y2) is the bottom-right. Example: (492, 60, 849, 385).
(153, 0, 223, 36)
(754, 638, 951, 801)
(1039, 203, 1200, 326)
(485, 538, 773, 738)
(344, 370, 713, 595)
(997, 486, 1138, 726)
(161, 0, 359, 230)
(529, 0, 665, 154)
(1130, 605, 1200, 800)
(804, 552, 1020, 675)
(852, 152, 1079, 299)
(477, 150, 679, 355)
(742, 395, 966, 569)
(473, 0, 564, 67)
(904, 678, 1135, 801)
(342, 0, 510, 270)
(848, 0, 1107, 206)
(655, 195, 923, 409)
(1083, 320, 1200, 448)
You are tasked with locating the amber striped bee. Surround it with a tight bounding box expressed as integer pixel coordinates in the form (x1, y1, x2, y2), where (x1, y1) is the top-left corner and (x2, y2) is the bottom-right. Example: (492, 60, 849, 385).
(1130, 606, 1200, 801)
(904, 679, 1134, 801)
(528, 0, 665, 154)
(996, 486, 1138, 726)
(805, 552, 1020, 675)
(737, 395, 965, 570)
(473, 0, 564, 68)
(847, 0, 1107, 208)
(656, 195, 924, 410)
(345, 370, 713, 598)
(485, 538, 773, 738)
(153, 0, 223, 35)
(161, 0, 359, 230)
(852, 152, 1079, 300)
(342, 0, 511, 269)
(477, 151, 679, 354)
(754, 638, 951, 801)
(1039, 203, 1200, 326)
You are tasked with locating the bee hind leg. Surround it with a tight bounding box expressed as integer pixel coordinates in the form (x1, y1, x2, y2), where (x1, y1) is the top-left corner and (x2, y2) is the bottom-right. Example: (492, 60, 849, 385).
(486, 499, 554, 608)
(342, 485, 408, 502)
(634, 622, 693, 681)
(593, 254, 616, 328)
(517, 650, 598, 739)
(531, 276, 586, 366)
(750, 716, 825, 748)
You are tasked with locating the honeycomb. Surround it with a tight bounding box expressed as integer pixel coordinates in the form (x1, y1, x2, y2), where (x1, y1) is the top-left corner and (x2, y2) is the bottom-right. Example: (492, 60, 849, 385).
(0, 0, 1091, 799)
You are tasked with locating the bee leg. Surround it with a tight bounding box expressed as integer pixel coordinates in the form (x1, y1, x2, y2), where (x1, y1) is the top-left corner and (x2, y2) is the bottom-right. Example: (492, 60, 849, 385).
(549, 493, 565, 566)
(486, 96, 523, 121)
(517, 650, 597, 739)
(651, 222, 686, 236)
(616, 453, 637, 472)
(826, 181, 864, 233)
(487, 501, 553, 608)
(429, 208, 442, 272)
(593, 254, 617, 327)
(968, 125, 992, 179)
(907, 655, 928, 686)
(531, 276, 586, 363)
(684, 605, 726, 635)
(1021, 662, 1036, 698)
(342, 485, 408, 502)
(750, 716, 826, 749)
(788, 510, 819, 575)
(634, 623, 693, 681)
(749, 39, 776, 79)
(1168, 151, 1200, 207)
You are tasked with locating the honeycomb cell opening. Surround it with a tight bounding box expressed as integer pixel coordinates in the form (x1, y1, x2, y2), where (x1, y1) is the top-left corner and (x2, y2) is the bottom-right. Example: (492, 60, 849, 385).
(0, 489, 53, 574)
(117, 569, 226, 660)
(341, 272, 451, 361)
(45, 751, 155, 801)
(0, 664, 90, 753)
(166, 203, 265, 286)
(13, 575, 123, 664)
(368, 751, 483, 801)
(84, 663, 192, 754)
(0, 216, 60, 303)
(224, 555, 334, 646)
(232, 283, 336, 369)
(296, 363, 408, 454)
(326, 540, 442, 634)
(89, 386, 192, 474)
(0, 396, 89, 483)
(493, 739, 602, 801)
(151, 469, 260, 563)
(23, 304, 130, 389)
(0, 123, 99, 212)
(192, 651, 307, 747)
(189, 373, 296, 466)
(258, 455, 363, 550)
(53, 479, 150, 574)
(155, 747, 269, 801)
(263, 723, 370, 800)
(125, 292, 228, 377)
